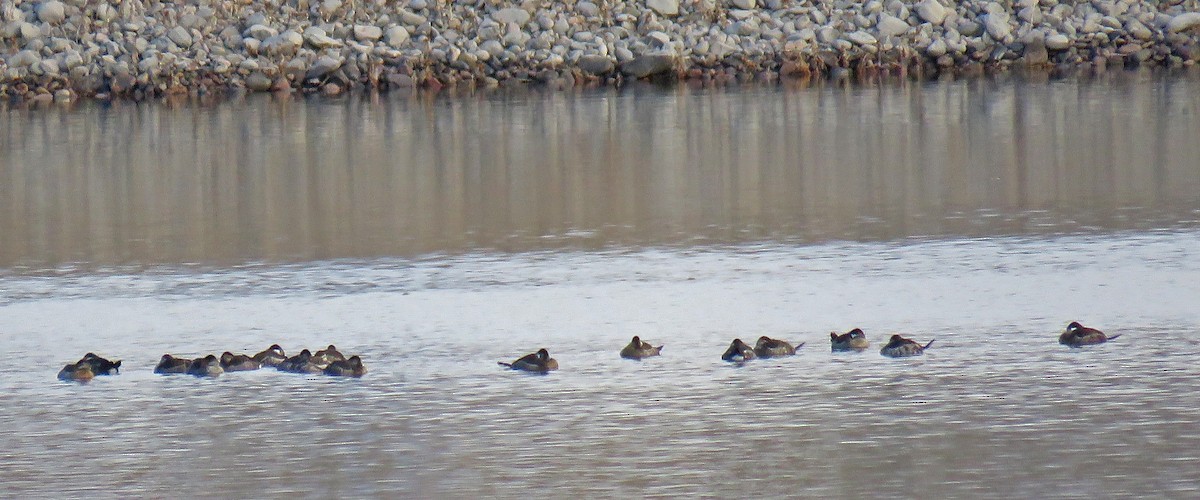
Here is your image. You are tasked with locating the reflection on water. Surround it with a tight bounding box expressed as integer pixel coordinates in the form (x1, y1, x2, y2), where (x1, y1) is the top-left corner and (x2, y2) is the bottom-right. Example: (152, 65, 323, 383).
(2, 71, 1199, 269)
(2, 72, 1200, 497)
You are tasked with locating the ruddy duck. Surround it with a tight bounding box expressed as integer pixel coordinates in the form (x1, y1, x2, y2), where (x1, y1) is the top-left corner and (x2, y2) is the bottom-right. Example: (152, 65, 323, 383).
(187, 354, 224, 377)
(498, 348, 559, 373)
(620, 336, 663, 360)
(77, 353, 122, 375)
(154, 354, 191, 374)
(1059, 321, 1119, 347)
(277, 349, 323, 374)
(57, 361, 95, 382)
(312, 345, 345, 366)
(880, 334, 934, 358)
(219, 352, 261, 372)
(324, 356, 367, 377)
(830, 328, 870, 352)
(252, 344, 287, 367)
(753, 336, 803, 358)
(721, 338, 757, 362)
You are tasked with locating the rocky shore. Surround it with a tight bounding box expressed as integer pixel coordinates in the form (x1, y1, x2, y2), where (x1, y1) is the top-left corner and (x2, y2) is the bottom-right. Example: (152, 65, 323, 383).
(3, 0, 1200, 102)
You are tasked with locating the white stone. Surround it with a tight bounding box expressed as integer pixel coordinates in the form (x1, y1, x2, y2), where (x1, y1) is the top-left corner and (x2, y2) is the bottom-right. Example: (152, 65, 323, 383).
(11, 49, 39, 67)
(398, 10, 426, 26)
(1167, 13, 1200, 34)
(36, 1, 65, 24)
(732, 0, 755, 9)
(493, 8, 531, 27)
(385, 26, 409, 48)
(304, 27, 343, 48)
(19, 22, 41, 40)
(983, 13, 1011, 40)
(915, 0, 948, 26)
(353, 24, 383, 41)
(846, 31, 877, 46)
(1045, 33, 1070, 50)
(577, 2, 599, 17)
(244, 24, 278, 41)
(168, 26, 193, 48)
(647, 0, 679, 16)
(876, 13, 909, 37)
(306, 55, 342, 78)
(95, 4, 116, 22)
(926, 38, 947, 57)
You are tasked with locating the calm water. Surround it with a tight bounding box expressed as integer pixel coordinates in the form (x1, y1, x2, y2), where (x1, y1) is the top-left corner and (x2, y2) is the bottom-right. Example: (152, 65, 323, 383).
(2, 72, 1200, 497)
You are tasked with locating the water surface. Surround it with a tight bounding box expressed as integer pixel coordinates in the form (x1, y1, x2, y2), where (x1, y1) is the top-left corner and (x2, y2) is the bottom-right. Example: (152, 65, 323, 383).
(2, 72, 1200, 497)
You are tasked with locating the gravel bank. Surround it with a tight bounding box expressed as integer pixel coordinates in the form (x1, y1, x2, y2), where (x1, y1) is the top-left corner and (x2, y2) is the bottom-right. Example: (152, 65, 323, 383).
(3, 0, 1200, 101)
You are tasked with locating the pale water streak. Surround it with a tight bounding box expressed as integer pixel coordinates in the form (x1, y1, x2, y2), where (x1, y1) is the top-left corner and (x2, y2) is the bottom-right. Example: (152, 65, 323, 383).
(2, 72, 1200, 498)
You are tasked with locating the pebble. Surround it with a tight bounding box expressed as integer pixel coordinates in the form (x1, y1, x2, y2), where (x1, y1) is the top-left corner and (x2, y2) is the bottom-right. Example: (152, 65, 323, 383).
(0, 0, 1197, 101)
(36, 1, 66, 24)
(647, 0, 679, 17)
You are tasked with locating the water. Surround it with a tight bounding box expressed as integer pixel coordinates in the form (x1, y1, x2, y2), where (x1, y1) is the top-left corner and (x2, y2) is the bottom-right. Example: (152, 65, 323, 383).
(2, 72, 1200, 497)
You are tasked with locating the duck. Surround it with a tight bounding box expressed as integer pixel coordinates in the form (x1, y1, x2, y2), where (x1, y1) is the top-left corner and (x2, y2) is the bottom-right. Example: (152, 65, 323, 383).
(277, 349, 323, 374)
(77, 353, 122, 375)
(721, 338, 757, 362)
(312, 345, 346, 366)
(154, 354, 192, 374)
(324, 356, 367, 377)
(880, 334, 935, 358)
(753, 336, 803, 358)
(620, 336, 663, 360)
(219, 352, 261, 372)
(187, 354, 224, 377)
(498, 348, 559, 373)
(57, 361, 95, 382)
(1059, 321, 1120, 347)
(830, 328, 870, 352)
(252, 344, 287, 367)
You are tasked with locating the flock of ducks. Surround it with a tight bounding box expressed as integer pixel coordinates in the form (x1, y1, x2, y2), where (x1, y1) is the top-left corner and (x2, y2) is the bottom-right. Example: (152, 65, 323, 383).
(57, 344, 366, 382)
(498, 321, 1121, 373)
(58, 322, 1118, 381)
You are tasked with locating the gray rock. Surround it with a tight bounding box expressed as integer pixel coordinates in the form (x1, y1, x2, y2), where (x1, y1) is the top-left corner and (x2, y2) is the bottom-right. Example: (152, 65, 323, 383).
(245, 24, 278, 41)
(876, 13, 909, 37)
(354, 24, 383, 41)
(983, 13, 1011, 41)
(1167, 13, 1200, 34)
(647, 0, 679, 16)
(846, 31, 878, 46)
(578, 54, 615, 74)
(36, 1, 66, 24)
(20, 22, 42, 40)
(398, 9, 426, 26)
(926, 38, 947, 57)
(168, 26, 193, 48)
(246, 72, 273, 91)
(11, 49, 39, 67)
(620, 53, 674, 78)
(732, 0, 755, 10)
(1023, 37, 1049, 65)
(915, 0, 948, 26)
(577, 2, 599, 17)
(1127, 20, 1152, 41)
(304, 27, 343, 48)
(1045, 34, 1070, 50)
(95, 4, 116, 22)
(493, 8, 531, 27)
(306, 55, 342, 79)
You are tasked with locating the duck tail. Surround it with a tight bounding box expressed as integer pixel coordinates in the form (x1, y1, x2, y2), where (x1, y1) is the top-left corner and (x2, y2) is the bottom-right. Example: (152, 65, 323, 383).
(497, 362, 513, 368)
(1106, 334, 1121, 342)
(923, 340, 936, 350)
(795, 341, 806, 349)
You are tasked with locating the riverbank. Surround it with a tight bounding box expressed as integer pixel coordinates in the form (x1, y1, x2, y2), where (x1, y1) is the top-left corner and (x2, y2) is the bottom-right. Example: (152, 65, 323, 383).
(3, 0, 1200, 102)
